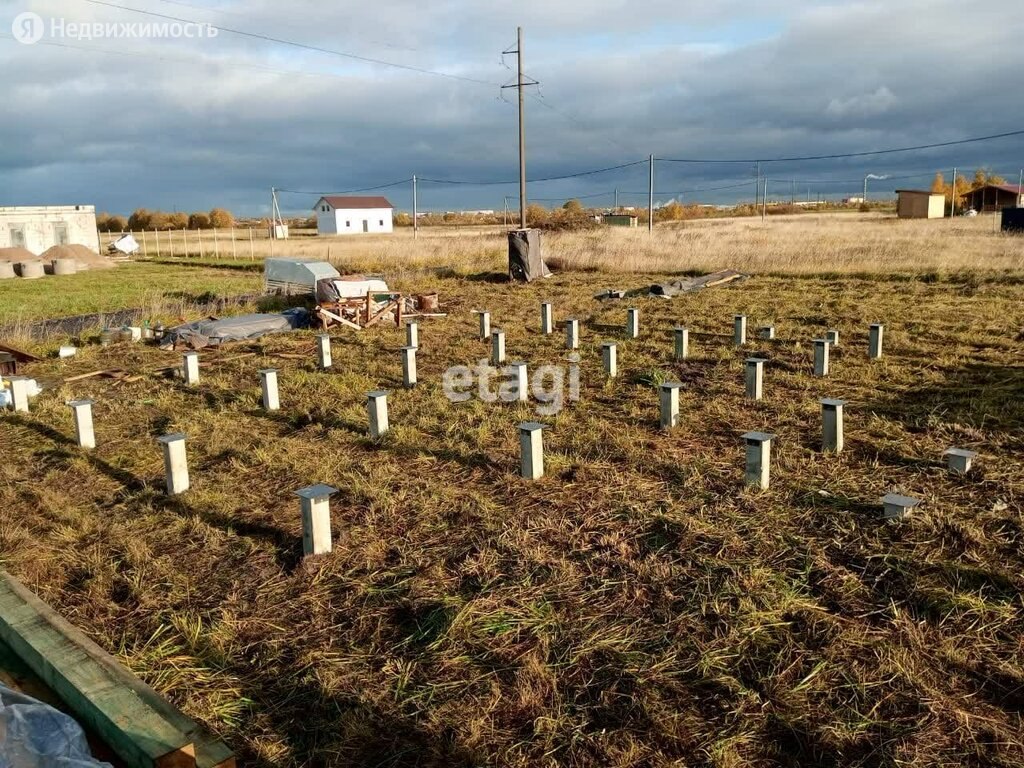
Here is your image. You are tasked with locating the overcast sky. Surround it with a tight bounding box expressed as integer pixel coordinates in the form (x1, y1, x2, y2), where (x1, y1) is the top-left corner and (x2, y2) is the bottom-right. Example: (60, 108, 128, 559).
(2, 0, 1023, 216)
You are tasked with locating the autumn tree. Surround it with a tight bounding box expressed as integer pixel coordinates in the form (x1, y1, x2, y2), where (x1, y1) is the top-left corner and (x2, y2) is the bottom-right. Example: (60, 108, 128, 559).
(97, 213, 128, 232)
(128, 209, 151, 230)
(167, 212, 188, 229)
(972, 168, 1006, 189)
(931, 172, 972, 206)
(525, 203, 549, 226)
(147, 211, 170, 230)
(562, 199, 583, 213)
(188, 212, 211, 229)
(209, 208, 234, 229)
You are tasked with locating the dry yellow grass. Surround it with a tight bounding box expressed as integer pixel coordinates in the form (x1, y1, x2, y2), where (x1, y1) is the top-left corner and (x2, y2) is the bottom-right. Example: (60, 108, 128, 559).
(5, 209, 1024, 765)
(114, 213, 1024, 277)
(3, 268, 1023, 767)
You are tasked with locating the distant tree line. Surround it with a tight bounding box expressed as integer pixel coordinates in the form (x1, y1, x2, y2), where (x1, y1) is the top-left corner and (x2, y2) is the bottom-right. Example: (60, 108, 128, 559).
(96, 208, 235, 232)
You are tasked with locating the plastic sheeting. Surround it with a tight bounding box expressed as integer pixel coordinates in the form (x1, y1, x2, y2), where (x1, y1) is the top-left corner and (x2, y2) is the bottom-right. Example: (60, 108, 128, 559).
(163, 308, 309, 349)
(315, 277, 390, 303)
(508, 229, 550, 283)
(0, 684, 111, 767)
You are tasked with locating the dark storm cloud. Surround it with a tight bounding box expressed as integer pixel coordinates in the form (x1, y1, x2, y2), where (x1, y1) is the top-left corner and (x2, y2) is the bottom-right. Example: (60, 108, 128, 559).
(1, 0, 1022, 214)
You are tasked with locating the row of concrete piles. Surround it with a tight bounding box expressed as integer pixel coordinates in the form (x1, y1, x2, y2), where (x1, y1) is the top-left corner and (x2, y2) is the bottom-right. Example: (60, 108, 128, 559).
(9, 307, 977, 556)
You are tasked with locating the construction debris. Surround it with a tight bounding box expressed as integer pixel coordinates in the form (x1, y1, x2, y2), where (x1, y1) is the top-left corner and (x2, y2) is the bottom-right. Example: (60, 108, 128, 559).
(106, 234, 140, 256)
(650, 269, 747, 297)
(314, 277, 441, 330)
(161, 308, 309, 350)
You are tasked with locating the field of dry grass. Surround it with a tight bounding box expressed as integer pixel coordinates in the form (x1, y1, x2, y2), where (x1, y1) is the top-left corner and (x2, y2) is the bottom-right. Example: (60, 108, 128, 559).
(109, 212, 1024, 279)
(2, 214, 1023, 766)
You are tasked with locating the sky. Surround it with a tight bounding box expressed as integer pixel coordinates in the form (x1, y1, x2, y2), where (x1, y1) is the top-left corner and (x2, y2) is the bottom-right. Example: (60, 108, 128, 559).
(1, 0, 1023, 217)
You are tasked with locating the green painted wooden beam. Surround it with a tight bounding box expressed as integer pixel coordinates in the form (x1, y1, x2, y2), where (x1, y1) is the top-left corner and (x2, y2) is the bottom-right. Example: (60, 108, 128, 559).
(0, 571, 233, 768)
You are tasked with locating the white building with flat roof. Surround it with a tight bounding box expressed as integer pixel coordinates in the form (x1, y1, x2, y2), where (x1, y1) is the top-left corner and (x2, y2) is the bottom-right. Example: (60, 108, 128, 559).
(313, 196, 394, 236)
(0, 205, 100, 255)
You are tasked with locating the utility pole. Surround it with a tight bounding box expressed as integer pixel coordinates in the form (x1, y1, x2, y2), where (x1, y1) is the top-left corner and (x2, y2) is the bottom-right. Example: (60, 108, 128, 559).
(863, 175, 868, 203)
(502, 28, 536, 229)
(754, 162, 760, 207)
(950, 167, 958, 217)
(503, 196, 509, 228)
(1017, 169, 1023, 207)
(648, 154, 655, 234)
(412, 175, 418, 240)
(761, 178, 768, 221)
(614, 188, 619, 210)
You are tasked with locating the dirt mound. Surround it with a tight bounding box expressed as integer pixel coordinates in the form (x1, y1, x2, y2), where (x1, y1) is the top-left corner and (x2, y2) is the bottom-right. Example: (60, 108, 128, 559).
(41, 245, 80, 260)
(39, 243, 117, 269)
(0, 247, 38, 263)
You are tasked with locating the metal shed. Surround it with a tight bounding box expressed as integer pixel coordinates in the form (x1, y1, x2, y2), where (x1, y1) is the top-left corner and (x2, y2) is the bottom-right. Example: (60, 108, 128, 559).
(264, 259, 340, 296)
(896, 190, 945, 219)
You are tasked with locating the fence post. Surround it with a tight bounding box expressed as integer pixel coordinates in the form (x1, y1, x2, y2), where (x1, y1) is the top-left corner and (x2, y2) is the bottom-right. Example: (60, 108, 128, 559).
(214, 228, 220, 258)
(231, 228, 237, 260)
(182, 227, 188, 257)
(248, 228, 254, 260)
(198, 228, 204, 259)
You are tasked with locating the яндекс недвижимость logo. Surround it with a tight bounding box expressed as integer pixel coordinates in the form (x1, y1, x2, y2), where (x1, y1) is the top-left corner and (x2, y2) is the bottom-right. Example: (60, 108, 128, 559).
(11, 11, 44, 44)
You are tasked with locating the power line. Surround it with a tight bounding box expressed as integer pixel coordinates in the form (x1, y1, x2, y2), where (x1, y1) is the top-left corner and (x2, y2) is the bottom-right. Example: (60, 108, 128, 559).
(762, 170, 944, 185)
(80, 0, 499, 86)
(275, 179, 412, 196)
(419, 159, 647, 186)
(660, 129, 1024, 164)
(0, 31, 400, 83)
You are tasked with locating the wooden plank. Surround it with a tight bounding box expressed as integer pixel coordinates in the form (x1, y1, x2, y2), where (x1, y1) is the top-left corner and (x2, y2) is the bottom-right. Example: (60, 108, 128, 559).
(317, 307, 361, 330)
(364, 299, 401, 328)
(64, 369, 129, 383)
(0, 341, 42, 363)
(0, 572, 234, 768)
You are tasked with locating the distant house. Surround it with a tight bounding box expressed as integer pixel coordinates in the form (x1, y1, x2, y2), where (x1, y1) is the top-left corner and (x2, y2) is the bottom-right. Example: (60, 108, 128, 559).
(313, 196, 394, 236)
(959, 184, 1024, 213)
(896, 190, 945, 219)
(603, 214, 639, 228)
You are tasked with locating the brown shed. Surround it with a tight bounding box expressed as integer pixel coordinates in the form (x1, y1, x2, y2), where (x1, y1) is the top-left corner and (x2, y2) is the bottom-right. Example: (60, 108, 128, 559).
(896, 190, 945, 219)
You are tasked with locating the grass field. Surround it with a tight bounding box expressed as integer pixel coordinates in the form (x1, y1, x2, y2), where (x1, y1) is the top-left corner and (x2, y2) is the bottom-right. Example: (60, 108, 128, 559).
(2, 214, 1024, 766)
(0, 262, 261, 329)
(105, 212, 1024, 277)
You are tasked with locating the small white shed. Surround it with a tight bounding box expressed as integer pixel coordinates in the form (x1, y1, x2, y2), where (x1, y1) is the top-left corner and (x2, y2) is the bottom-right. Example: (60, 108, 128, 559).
(314, 196, 394, 236)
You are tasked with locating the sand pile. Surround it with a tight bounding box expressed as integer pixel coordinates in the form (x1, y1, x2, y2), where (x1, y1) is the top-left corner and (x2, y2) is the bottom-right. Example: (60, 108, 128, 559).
(0, 247, 38, 263)
(40, 244, 117, 269)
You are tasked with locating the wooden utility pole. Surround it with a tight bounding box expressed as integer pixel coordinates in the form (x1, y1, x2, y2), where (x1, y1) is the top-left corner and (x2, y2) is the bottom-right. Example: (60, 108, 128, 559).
(648, 154, 655, 234)
(517, 27, 526, 228)
(950, 167, 958, 217)
(412, 175, 418, 240)
(503, 28, 537, 229)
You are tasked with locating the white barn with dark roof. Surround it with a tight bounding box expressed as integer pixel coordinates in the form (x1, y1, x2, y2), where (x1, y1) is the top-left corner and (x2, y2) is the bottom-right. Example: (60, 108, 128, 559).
(313, 196, 394, 236)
